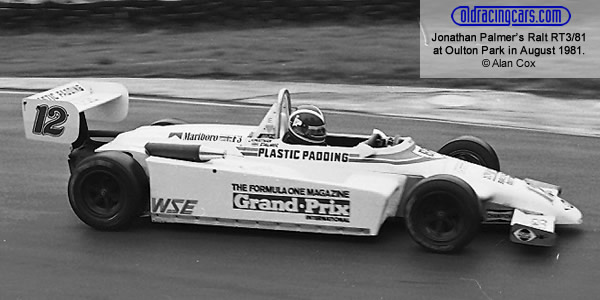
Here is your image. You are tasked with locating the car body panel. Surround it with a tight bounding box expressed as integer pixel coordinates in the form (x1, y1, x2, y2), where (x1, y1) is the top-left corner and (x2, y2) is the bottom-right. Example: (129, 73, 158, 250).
(146, 155, 405, 235)
(96, 120, 582, 234)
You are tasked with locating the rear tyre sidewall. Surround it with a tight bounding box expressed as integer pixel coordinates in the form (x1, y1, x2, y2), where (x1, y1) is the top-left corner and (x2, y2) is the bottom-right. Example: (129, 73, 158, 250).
(405, 175, 481, 253)
(68, 151, 148, 230)
(150, 118, 187, 126)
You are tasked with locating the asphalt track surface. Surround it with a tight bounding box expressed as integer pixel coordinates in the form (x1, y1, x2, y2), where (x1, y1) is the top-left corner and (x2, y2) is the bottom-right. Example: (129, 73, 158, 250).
(1, 91, 599, 299)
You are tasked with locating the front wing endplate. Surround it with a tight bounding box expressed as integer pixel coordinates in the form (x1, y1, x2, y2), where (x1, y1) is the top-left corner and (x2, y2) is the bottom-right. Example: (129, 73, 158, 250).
(509, 209, 556, 247)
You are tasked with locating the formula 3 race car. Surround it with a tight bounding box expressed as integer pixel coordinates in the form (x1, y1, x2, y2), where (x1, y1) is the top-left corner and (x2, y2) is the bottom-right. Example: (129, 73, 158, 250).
(21, 81, 583, 253)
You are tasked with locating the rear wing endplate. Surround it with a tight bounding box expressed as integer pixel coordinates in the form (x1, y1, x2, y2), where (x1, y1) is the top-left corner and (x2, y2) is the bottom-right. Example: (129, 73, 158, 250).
(22, 81, 128, 144)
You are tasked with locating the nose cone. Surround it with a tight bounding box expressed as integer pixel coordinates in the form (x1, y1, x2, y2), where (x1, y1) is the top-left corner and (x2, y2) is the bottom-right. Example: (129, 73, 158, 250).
(556, 200, 583, 225)
(570, 207, 583, 224)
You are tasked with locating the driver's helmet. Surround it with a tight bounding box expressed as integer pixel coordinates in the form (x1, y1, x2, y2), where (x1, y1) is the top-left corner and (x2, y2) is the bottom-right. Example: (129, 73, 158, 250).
(284, 105, 326, 145)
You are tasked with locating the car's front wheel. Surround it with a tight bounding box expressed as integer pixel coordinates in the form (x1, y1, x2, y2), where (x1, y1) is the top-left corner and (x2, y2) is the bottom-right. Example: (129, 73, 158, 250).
(438, 136, 500, 171)
(405, 175, 482, 253)
(68, 151, 148, 230)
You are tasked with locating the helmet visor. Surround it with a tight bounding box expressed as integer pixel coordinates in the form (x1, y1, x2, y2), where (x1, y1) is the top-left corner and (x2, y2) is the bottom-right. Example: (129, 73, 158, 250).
(306, 125, 326, 140)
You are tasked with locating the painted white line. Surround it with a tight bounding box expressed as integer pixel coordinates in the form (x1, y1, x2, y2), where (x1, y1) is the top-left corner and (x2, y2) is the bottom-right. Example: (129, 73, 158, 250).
(0, 90, 32, 95)
(131, 96, 258, 108)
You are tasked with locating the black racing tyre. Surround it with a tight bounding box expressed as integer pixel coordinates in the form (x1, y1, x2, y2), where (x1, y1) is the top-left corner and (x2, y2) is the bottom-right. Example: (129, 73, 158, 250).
(438, 136, 500, 171)
(405, 175, 482, 253)
(150, 118, 187, 126)
(68, 151, 148, 231)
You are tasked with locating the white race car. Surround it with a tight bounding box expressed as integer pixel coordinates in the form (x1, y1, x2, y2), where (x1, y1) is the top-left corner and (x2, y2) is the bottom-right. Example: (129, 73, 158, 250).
(22, 81, 583, 253)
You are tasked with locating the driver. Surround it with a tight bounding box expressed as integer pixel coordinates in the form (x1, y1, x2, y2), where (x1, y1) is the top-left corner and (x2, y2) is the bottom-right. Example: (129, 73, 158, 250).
(282, 105, 327, 145)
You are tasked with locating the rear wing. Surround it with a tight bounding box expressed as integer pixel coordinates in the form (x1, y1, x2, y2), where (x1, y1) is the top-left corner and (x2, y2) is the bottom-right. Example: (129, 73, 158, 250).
(22, 81, 128, 144)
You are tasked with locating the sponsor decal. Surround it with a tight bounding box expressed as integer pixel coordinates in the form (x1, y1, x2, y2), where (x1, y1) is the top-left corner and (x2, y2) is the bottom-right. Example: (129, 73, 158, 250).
(232, 183, 351, 223)
(248, 138, 278, 148)
(218, 135, 243, 143)
(483, 169, 496, 181)
(305, 215, 350, 223)
(232, 183, 350, 198)
(257, 148, 349, 162)
(34, 83, 86, 101)
(513, 228, 536, 242)
(530, 218, 550, 230)
(151, 197, 198, 215)
(454, 161, 467, 174)
(168, 132, 183, 139)
(169, 132, 242, 143)
(413, 146, 443, 158)
(483, 169, 514, 185)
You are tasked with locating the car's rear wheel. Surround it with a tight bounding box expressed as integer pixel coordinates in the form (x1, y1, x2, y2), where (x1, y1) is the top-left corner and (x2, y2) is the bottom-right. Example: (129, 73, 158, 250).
(68, 151, 148, 230)
(438, 136, 500, 171)
(405, 175, 481, 253)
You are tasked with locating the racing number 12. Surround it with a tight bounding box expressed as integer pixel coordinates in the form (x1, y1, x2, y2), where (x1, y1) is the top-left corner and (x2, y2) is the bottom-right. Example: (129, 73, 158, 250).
(32, 104, 68, 136)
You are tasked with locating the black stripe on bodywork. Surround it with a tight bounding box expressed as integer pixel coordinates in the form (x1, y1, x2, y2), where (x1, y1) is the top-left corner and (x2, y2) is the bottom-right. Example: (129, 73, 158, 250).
(237, 146, 259, 151)
(348, 156, 436, 165)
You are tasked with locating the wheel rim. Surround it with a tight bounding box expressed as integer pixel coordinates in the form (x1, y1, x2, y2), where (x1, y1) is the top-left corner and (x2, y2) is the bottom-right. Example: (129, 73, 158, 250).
(415, 191, 464, 242)
(79, 170, 123, 218)
(449, 149, 483, 166)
